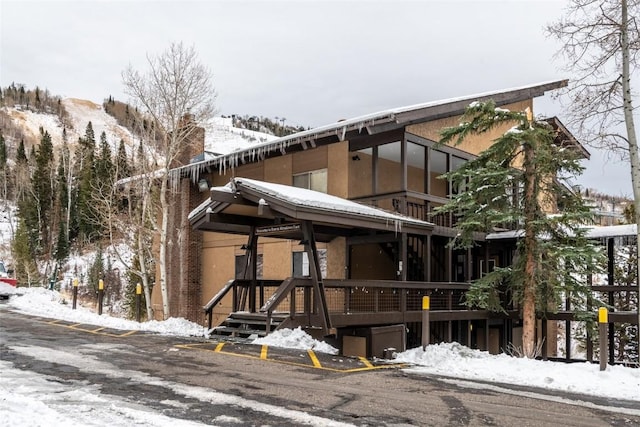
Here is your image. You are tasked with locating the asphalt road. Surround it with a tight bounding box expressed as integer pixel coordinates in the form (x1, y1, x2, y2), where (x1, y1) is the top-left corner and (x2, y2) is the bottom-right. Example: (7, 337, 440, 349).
(1, 304, 639, 426)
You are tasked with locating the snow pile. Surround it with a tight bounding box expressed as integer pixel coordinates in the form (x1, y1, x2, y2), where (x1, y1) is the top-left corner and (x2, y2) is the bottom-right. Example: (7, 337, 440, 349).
(253, 326, 339, 355)
(395, 342, 640, 401)
(8, 287, 207, 338)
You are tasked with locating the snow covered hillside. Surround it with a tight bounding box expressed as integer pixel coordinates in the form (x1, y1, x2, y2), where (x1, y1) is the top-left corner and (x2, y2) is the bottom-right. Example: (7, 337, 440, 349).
(3, 100, 275, 161)
(205, 116, 278, 156)
(4, 98, 136, 154)
(0, 100, 273, 293)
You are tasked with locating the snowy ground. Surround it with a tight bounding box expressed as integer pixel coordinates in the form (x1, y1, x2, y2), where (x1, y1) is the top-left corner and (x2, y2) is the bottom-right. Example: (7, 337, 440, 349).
(2, 284, 640, 426)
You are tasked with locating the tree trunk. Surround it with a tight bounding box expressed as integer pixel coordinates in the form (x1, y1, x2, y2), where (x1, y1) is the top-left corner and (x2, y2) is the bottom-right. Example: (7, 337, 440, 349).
(159, 173, 170, 320)
(522, 139, 538, 358)
(140, 176, 153, 320)
(620, 0, 640, 348)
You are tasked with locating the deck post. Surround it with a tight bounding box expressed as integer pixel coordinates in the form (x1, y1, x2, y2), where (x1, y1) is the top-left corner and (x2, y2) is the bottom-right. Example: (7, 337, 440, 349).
(302, 220, 334, 336)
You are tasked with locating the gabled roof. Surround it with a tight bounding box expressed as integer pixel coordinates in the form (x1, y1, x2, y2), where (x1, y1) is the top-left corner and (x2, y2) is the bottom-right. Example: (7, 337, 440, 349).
(172, 80, 569, 183)
(190, 178, 434, 240)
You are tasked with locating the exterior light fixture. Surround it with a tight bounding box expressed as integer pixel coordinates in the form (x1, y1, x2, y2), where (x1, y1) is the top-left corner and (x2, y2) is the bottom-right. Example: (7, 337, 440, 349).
(197, 178, 210, 192)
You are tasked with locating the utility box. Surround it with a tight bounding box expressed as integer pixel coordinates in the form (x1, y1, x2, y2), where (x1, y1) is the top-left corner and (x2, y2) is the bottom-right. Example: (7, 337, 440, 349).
(342, 336, 367, 357)
(341, 324, 406, 358)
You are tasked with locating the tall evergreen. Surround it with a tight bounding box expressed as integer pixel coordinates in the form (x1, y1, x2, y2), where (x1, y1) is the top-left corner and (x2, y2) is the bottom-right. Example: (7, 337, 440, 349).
(95, 131, 114, 183)
(54, 220, 69, 263)
(437, 100, 604, 357)
(116, 139, 130, 180)
(54, 146, 70, 260)
(0, 131, 8, 201)
(0, 131, 7, 166)
(15, 139, 29, 204)
(76, 122, 97, 242)
(31, 128, 55, 254)
(12, 217, 39, 286)
(16, 139, 27, 163)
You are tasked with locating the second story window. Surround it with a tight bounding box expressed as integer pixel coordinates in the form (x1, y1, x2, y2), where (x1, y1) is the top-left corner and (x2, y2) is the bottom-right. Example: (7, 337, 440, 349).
(293, 169, 328, 193)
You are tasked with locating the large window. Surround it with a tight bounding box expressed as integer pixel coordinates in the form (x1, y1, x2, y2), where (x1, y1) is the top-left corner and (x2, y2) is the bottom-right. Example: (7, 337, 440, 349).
(450, 155, 466, 196)
(293, 169, 327, 193)
(377, 141, 402, 193)
(429, 149, 448, 198)
(407, 142, 426, 193)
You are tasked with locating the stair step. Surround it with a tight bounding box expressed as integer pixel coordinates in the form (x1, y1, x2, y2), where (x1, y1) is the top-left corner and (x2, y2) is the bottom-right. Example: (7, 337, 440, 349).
(211, 325, 268, 338)
(230, 312, 288, 321)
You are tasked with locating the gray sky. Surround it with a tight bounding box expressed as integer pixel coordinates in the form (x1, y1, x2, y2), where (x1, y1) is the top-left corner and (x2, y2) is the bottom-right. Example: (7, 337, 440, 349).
(0, 0, 634, 197)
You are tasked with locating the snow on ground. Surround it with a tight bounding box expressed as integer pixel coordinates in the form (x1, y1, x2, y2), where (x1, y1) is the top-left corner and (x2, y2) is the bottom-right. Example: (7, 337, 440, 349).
(0, 360, 208, 427)
(395, 342, 640, 403)
(253, 327, 339, 355)
(7, 287, 207, 338)
(3, 286, 640, 406)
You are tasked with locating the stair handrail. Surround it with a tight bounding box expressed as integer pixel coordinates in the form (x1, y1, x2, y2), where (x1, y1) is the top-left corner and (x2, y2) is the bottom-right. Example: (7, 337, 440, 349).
(260, 277, 307, 314)
(260, 277, 310, 334)
(203, 279, 237, 329)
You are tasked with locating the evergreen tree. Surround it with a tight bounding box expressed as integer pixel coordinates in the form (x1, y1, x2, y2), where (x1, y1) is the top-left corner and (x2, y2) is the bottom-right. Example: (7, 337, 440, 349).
(31, 128, 55, 253)
(116, 139, 130, 180)
(56, 143, 69, 225)
(95, 131, 114, 183)
(0, 131, 7, 166)
(437, 100, 604, 358)
(14, 139, 29, 206)
(0, 131, 8, 202)
(76, 122, 98, 242)
(53, 220, 69, 263)
(12, 217, 39, 286)
(16, 139, 27, 163)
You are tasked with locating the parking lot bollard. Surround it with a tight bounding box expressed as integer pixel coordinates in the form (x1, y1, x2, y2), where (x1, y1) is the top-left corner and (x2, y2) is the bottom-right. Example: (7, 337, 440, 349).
(422, 296, 430, 351)
(135, 282, 142, 322)
(72, 278, 78, 309)
(599, 307, 608, 371)
(97, 279, 104, 315)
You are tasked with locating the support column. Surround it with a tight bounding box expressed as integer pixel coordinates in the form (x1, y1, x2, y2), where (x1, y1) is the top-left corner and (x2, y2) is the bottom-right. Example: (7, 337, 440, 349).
(242, 227, 258, 312)
(302, 220, 334, 335)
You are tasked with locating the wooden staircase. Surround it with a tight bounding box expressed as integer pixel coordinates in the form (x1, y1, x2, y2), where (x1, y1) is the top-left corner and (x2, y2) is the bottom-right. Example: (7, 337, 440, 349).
(210, 312, 289, 338)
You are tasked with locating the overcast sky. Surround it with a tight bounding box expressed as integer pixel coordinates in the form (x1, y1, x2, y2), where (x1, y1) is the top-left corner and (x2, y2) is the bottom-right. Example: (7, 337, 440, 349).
(0, 0, 634, 197)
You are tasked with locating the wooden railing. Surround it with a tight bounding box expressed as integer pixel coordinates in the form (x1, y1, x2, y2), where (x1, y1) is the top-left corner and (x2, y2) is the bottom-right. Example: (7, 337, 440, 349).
(202, 279, 284, 329)
(205, 277, 477, 330)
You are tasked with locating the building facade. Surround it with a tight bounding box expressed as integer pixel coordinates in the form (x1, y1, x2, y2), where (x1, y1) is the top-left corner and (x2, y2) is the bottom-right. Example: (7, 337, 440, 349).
(156, 80, 585, 355)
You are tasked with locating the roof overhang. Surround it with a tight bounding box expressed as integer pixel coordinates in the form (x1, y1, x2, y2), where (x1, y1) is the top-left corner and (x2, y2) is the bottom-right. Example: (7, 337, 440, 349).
(190, 178, 434, 241)
(545, 116, 590, 160)
(172, 80, 569, 184)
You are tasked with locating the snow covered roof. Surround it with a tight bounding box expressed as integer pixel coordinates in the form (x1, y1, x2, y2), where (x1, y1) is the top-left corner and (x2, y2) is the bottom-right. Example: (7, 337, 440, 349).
(172, 80, 568, 183)
(190, 177, 433, 239)
(487, 224, 637, 241)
